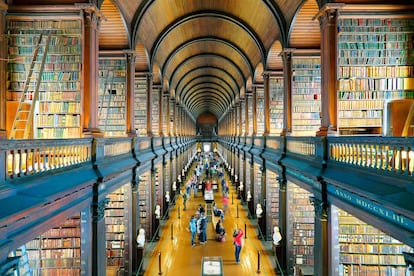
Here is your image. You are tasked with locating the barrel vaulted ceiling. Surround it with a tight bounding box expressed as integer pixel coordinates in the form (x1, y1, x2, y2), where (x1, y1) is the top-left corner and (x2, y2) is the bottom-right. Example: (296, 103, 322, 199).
(95, 0, 327, 121)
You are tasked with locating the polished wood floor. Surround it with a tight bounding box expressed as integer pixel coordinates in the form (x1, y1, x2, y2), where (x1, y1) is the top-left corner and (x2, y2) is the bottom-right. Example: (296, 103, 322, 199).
(140, 165, 279, 276)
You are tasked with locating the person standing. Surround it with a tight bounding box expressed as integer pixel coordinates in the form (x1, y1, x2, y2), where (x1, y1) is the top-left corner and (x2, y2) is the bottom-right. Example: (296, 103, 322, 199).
(182, 191, 188, 210)
(199, 213, 208, 244)
(189, 215, 197, 246)
(222, 195, 229, 214)
(233, 228, 244, 264)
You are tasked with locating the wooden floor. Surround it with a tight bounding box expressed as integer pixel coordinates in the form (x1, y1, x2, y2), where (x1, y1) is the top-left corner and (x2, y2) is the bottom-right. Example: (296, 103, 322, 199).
(140, 167, 279, 276)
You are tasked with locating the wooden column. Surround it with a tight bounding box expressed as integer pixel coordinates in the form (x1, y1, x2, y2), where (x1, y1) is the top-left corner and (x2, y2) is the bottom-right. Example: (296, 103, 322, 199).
(0, 2, 7, 139)
(263, 73, 270, 136)
(279, 174, 288, 272)
(146, 73, 153, 136)
(125, 51, 136, 136)
(280, 49, 294, 136)
(81, 5, 103, 137)
(252, 86, 257, 135)
(92, 198, 109, 276)
(315, 4, 343, 136)
(131, 173, 139, 274)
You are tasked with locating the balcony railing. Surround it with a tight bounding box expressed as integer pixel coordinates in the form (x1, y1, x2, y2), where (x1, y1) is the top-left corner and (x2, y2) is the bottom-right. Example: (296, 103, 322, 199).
(2, 135, 413, 182)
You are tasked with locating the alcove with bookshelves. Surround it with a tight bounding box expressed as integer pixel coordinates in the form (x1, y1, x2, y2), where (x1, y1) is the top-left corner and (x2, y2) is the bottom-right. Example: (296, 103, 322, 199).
(335, 207, 412, 275)
(291, 53, 321, 136)
(269, 76, 284, 135)
(98, 56, 127, 137)
(266, 170, 280, 240)
(105, 184, 131, 268)
(20, 214, 81, 275)
(247, 93, 254, 135)
(287, 182, 314, 274)
(151, 86, 161, 136)
(337, 17, 414, 135)
(138, 171, 151, 237)
(134, 76, 147, 136)
(256, 86, 265, 135)
(253, 163, 262, 207)
(6, 18, 82, 139)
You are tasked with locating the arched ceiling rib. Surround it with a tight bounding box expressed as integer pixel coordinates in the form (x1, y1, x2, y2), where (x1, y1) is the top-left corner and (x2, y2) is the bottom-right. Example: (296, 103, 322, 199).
(188, 91, 227, 115)
(164, 39, 251, 83)
(176, 66, 238, 100)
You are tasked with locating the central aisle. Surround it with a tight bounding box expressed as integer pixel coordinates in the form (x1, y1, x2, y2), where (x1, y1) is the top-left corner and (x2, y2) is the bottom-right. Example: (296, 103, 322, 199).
(140, 162, 278, 276)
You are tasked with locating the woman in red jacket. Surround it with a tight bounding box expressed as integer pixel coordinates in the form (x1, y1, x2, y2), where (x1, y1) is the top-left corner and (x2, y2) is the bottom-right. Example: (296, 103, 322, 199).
(233, 228, 244, 264)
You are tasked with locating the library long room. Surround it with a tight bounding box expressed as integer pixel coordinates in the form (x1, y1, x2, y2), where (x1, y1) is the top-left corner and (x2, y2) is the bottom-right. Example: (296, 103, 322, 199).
(0, 1, 414, 276)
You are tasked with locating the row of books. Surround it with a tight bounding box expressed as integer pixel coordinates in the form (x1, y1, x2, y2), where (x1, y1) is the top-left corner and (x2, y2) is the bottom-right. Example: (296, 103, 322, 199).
(36, 128, 80, 138)
(7, 20, 81, 29)
(9, 81, 80, 91)
(37, 102, 80, 113)
(338, 110, 382, 119)
(36, 114, 80, 127)
(338, 65, 413, 78)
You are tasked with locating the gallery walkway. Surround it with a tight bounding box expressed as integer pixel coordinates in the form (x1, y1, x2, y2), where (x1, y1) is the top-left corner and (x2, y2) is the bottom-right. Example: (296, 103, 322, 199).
(138, 166, 281, 276)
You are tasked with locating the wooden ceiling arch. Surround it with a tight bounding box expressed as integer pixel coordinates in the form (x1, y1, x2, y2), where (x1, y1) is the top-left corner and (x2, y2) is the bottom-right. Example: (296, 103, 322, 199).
(175, 66, 239, 101)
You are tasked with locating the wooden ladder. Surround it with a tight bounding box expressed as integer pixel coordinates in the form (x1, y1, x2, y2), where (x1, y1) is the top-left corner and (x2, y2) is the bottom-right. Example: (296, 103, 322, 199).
(98, 69, 114, 133)
(9, 33, 51, 139)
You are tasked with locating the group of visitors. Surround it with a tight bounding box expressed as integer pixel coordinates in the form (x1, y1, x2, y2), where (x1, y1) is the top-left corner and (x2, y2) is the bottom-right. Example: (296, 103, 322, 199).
(187, 204, 208, 246)
(183, 151, 247, 264)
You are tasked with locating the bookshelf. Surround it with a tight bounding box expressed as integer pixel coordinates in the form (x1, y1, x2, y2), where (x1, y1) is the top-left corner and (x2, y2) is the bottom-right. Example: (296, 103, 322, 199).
(105, 185, 129, 268)
(256, 86, 265, 135)
(134, 76, 147, 136)
(98, 57, 127, 137)
(253, 163, 262, 207)
(22, 215, 81, 275)
(6, 19, 82, 139)
(154, 163, 163, 212)
(247, 94, 254, 135)
(138, 171, 151, 236)
(162, 94, 168, 135)
(266, 170, 280, 240)
(291, 55, 321, 136)
(241, 100, 246, 135)
(337, 18, 414, 135)
(269, 77, 284, 135)
(337, 209, 412, 276)
(287, 182, 314, 273)
(151, 87, 160, 136)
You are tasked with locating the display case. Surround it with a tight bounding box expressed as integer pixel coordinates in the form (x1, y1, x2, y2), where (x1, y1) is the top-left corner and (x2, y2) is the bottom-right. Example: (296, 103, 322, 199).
(201, 256, 223, 276)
